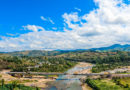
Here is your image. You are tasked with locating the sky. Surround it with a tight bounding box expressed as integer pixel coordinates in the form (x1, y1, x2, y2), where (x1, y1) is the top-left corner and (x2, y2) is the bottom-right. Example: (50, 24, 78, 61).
(0, 0, 130, 52)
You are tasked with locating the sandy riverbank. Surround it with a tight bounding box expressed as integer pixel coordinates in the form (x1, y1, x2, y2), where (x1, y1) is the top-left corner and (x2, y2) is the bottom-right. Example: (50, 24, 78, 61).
(82, 84, 92, 90)
(74, 62, 93, 74)
(0, 62, 93, 89)
(76, 62, 93, 90)
(0, 70, 55, 88)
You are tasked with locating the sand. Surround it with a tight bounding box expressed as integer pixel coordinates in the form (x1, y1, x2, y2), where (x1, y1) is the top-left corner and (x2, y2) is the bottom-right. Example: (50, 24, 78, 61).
(74, 62, 93, 74)
(0, 70, 55, 88)
(0, 62, 93, 89)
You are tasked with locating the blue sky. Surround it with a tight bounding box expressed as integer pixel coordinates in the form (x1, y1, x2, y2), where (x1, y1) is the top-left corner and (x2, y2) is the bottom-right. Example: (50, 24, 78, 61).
(0, 0, 130, 52)
(0, 0, 97, 37)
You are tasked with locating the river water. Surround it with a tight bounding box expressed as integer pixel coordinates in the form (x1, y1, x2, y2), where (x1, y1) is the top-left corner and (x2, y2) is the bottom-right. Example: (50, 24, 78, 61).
(46, 63, 93, 90)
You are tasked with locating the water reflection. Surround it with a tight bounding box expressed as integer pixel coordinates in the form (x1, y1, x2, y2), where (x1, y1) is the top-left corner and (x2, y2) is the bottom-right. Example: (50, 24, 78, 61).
(46, 64, 93, 90)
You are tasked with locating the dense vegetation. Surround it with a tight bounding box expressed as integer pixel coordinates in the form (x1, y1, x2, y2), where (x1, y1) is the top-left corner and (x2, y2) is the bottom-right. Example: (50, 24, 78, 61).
(0, 50, 130, 73)
(91, 51, 130, 73)
(0, 54, 77, 72)
(52, 51, 130, 73)
(61, 51, 129, 63)
(30, 57, 77, 72)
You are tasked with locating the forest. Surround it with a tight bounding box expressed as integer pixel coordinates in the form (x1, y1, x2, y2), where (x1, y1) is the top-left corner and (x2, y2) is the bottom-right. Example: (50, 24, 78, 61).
(55, 51, 130, 73)
(0, 54, 77, 72)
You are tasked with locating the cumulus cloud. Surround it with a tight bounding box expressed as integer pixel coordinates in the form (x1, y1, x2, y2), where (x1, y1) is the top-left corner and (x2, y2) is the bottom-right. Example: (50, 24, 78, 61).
(0, 0, 130, 52)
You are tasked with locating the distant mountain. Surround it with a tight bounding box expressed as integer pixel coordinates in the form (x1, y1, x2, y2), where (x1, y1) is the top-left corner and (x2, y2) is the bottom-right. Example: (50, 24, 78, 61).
(1, 44, 130, 56)
(91, 44, 130, 51)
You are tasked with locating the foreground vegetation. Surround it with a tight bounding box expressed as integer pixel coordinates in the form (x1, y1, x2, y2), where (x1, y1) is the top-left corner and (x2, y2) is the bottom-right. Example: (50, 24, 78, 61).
(86, 78, 130, 90)
(0, 84, 40, 90)
(113, 77, 130, 88)
(0, 79, 40, 90)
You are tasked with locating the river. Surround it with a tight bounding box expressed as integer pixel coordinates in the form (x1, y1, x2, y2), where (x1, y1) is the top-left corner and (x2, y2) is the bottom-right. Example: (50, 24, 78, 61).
(46, 62, 93, 90)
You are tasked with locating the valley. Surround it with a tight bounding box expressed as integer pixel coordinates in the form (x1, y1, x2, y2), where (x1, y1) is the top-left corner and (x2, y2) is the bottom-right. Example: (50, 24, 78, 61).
(0, 50, 130, 90)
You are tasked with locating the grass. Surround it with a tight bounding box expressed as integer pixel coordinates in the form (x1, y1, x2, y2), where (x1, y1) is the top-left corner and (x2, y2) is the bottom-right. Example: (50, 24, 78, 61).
(86, 78, 130, 90)
(7, 79, 37, 84)
(47, 75, 58, 78)
(0, 84, 40, 90)
(0, 74, 2, 78)
(117, 72, 130, 74)
(119, 78, 130, 86)
(94, 79, 124, 90)
(113, 77, 130, 88)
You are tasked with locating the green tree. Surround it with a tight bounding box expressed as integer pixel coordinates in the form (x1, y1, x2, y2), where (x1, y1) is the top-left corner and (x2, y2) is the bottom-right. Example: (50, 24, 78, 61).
(1, 79, 4, 87)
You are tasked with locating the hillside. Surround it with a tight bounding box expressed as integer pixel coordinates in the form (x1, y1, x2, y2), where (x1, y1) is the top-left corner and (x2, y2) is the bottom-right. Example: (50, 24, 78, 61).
(3, 50, 79, 56)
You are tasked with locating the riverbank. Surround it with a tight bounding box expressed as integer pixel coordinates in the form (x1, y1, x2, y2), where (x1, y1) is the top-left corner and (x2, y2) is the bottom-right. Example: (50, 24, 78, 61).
(0, 70, 55, 88)
(76, 62, 93, 90)
(46, 62, 94, 90)
(82, 83, 92, 90)
(74, 62, 93, 74)
(0, 62, 93, 89)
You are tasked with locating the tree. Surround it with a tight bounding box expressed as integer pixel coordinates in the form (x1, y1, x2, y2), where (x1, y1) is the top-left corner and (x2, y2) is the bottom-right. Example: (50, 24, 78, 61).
(1, 79, 4, 87)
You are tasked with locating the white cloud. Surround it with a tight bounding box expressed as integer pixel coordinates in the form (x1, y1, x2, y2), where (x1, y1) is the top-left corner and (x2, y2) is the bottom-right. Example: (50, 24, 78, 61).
(0, 0, 130, 52)
(40, 16, 47, 21)
(23, 25, 45, 32)
(48, 18, 55, 24)
(62, 12, 80, 29)
(40, 16, 55, 24)
(75, 7, 81, 12)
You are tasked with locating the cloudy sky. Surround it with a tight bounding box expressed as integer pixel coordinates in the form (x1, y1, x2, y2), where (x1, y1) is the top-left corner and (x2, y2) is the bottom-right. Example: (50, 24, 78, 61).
(0, 0, 130, 52)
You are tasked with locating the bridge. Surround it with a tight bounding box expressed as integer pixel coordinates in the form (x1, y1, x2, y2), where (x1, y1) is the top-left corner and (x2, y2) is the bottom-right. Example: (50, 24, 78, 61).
(6, 72, 106, 76)
(6, 72, 130, 80)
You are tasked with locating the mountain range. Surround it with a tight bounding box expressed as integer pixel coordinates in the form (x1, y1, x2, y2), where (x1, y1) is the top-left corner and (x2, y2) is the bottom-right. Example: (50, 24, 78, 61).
(91, 44, 130, 51)
(0, 44, 130, 56)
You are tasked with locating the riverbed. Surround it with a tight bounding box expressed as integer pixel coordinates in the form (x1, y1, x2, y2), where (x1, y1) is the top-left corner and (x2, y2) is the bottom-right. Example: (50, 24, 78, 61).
(46, 62, 93, 90)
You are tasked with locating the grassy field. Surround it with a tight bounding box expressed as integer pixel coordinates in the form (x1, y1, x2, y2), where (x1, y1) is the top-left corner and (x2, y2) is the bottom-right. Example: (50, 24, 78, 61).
(0, 84, 40, 90)
(0, 79, 40, 90)
(86, 78, 130, 90)
(113, 77, 130, 88)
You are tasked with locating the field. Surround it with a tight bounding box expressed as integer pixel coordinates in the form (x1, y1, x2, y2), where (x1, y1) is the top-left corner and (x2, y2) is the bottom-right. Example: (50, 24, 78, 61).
(0, 84, 40, 90)
(113, 77, 130, 88)
(86, 78, 130, 90)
